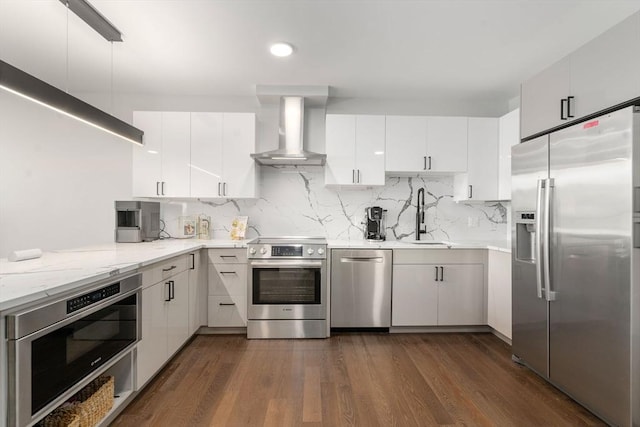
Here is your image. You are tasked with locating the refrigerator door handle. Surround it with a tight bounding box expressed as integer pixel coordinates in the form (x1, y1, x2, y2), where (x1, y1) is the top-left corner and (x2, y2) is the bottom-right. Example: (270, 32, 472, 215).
(535, 179, 545, 299)
(544, 178, 556, 301)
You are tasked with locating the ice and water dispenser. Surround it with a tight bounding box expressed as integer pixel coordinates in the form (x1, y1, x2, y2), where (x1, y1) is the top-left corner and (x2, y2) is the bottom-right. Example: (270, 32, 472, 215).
(515, 211, 536, 262)
(115, 201, 160, 242)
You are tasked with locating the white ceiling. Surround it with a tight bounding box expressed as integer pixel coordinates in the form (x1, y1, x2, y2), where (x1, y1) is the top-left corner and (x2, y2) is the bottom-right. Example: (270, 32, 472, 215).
(1, 0, 640, 112)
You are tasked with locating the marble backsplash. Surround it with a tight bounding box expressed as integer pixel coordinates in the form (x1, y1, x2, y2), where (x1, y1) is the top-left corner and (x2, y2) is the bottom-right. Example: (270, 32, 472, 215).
(161, 166, 510, 242)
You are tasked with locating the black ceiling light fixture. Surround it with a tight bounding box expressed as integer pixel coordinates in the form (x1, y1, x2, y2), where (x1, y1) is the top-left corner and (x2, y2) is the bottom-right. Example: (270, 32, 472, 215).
(0, 0, 144, 145)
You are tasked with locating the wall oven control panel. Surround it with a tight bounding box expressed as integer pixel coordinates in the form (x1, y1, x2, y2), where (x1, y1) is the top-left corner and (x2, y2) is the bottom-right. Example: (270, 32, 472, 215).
(66, 283, 121, 314)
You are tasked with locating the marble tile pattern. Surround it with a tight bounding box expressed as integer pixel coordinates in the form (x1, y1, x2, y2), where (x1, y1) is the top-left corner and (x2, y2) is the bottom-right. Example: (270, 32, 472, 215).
(162, 166, 510, 243)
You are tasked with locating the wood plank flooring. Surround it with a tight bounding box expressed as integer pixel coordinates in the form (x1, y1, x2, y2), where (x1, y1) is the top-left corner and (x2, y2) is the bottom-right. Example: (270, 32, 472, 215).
(111, 333, 605, 427)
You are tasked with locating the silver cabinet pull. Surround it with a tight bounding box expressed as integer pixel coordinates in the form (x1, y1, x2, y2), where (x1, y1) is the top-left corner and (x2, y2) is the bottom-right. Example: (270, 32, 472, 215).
(435, 266, 439, 281)
(357, 169, 361, 183)
(219, 302, 236, 306)
(352, 169, 356, 184)
(161, 181, 166, 195)
(156, 181, 160, 196)
(218, 182, 222, 196)
(224, 182, 228, 196)
(219, 255, 238, 260)
(340, 257, 383, 263)
(220, 271, 238, 275)
(468, 185, 473, 199)
(423, 156, 427, 170)
(428, 156, 432, 170)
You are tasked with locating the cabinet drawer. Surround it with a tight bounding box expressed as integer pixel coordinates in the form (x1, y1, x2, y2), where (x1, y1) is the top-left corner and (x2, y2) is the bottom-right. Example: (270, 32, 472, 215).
(208, 249, 247, 264)
(207, 295, 247, 327)
(209, 264, 247, 296)
(141, 254, 189, 288)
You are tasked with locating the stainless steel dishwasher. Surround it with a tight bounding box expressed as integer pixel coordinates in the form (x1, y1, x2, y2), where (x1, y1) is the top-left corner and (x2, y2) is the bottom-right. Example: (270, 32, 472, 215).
(330, 249, 392, 329)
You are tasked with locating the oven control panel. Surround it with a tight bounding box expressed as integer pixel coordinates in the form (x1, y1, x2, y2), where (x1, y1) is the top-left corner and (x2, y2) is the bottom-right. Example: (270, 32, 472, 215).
(67, 283, 120, 314)
(248, 244, 327, 259)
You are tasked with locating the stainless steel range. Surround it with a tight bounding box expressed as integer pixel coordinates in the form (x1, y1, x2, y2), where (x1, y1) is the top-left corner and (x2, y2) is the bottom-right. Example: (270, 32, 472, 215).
(247, 237, 327, 339)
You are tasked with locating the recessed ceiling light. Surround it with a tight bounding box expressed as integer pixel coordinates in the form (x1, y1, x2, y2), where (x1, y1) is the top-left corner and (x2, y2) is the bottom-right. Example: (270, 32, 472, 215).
(270, 42, 294, 57)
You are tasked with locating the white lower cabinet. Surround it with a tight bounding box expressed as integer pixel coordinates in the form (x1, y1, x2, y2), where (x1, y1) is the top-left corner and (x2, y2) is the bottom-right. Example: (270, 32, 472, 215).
(392, 249, 486, 327)
(487, 250, 512, 339)
(188, 251, 207, 335)
(137, 256, 190, 389)
(207, 249, 247, 327)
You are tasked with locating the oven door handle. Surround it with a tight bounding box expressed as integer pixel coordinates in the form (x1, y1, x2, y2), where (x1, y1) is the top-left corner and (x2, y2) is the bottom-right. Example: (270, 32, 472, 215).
(249, 260, 324, 268)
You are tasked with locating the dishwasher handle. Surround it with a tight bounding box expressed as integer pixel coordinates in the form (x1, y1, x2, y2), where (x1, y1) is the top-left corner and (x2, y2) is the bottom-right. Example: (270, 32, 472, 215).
(340, 257, 384, 263)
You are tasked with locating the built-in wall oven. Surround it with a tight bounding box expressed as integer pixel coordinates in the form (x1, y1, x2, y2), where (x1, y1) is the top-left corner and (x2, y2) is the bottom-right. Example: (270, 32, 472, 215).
(7, 273, 141, 426)
(247, 237, 327, 339)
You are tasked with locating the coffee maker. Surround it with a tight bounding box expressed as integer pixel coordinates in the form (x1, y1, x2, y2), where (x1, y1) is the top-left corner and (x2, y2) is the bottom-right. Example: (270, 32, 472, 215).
(364, 206, 387, 241)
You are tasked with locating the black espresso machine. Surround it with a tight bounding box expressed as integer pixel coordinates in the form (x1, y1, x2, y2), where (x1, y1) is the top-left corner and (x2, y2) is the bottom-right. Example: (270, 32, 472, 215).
(364, 206, 387, 241)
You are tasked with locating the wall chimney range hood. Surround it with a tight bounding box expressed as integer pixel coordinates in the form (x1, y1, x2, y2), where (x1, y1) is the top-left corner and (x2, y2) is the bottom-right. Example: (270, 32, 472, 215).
(251, 85, 328, 166)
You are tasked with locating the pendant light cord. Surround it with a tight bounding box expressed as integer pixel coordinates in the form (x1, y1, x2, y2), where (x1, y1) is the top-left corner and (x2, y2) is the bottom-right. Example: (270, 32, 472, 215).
(65, 1, 69, 94)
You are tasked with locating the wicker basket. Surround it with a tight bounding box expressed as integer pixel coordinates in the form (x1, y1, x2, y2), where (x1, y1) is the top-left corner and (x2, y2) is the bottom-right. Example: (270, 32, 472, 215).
(41, 406, 80, 427)
(40, 375, 114, 427)
(69, 375, 115, 427)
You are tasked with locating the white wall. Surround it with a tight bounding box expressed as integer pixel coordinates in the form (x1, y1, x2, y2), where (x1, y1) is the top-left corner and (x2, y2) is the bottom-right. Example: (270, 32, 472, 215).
(0, 92, 133, 258)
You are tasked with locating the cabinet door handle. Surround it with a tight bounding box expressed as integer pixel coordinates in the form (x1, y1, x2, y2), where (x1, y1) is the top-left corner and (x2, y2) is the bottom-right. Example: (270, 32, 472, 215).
(224, 182, 228, 196)
(219, 255, 238, 260)
(220, 271, 237, 275)
(423, 156, 427, 170)
(567, 96, 575, 118)
(428, 156, 432, 170)
(170, 280, 175, 300)
(560, 98, 568, 120)
(165, 281, 171, 302)
(352, 169, 356, 184)
(218, 182, 222, 196)
(156, 181, 160, 196)
(440, 266, 444, 282)
(162, 181, 166, 195)
(190, 253, 195, 270)
(435, 266, 439, 281)
(468, 185, 473, 199)
(357, 169, 361, 184)
(162, 265, 176, 272)
(219, 302, 236, 306)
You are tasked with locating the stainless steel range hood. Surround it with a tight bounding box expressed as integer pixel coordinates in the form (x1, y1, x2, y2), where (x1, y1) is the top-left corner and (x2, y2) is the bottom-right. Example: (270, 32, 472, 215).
(251, 95, 327, 166)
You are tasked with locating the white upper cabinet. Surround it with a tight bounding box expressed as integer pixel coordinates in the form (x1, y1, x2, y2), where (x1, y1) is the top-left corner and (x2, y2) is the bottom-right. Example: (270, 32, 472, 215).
(521, 11, 640, 139)
(385, 115, 467, 173)
(453, 117, 498, 202)
(520, 56, 571, 139)
(325, 114, 385, 186)
(426, 116, 468, 173)
(570, 12, 640, 119)
(161, 112, 191, 197)
(190, 112, 223, 198)
(132, 111, 162, 197)
(385, 116, 427, 172)
(133, 111, 190, 198)
(497, 109, 519, 200)
(134, 111, 257, 199)
(220, 113, 257, 198)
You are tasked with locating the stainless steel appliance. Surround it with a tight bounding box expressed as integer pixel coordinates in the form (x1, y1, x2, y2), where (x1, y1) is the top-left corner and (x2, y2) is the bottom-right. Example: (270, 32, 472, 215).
(364, 206, 387, 241)
(247, 237, 327, 339)
(115, 200, 160, 242)
(6, 274, 141, 426)
(330, 249, 392, 330)
(512, 106, 640, 426)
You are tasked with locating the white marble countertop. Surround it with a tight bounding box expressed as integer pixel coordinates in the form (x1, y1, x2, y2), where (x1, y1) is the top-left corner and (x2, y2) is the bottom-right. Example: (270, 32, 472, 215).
(0, 239, 248, 312)
(0, 238, 509, 312)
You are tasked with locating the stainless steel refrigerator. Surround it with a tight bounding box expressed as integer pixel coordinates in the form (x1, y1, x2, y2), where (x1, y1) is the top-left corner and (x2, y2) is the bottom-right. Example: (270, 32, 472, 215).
(512, 105, 640, 426)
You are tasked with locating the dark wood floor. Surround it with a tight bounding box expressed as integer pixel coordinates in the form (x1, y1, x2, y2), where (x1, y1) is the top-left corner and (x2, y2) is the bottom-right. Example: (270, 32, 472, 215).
(112, 333, 604, 426)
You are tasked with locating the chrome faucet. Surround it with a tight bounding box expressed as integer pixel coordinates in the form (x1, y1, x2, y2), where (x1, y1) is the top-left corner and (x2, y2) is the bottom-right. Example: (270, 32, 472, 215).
(416, 187, 427, 240)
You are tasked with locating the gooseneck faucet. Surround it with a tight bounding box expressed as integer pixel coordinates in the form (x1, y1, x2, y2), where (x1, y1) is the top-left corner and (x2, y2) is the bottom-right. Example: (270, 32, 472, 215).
(416, 187, 427, 240)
